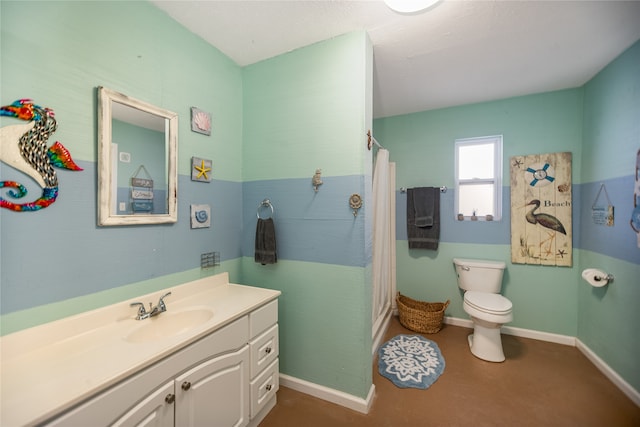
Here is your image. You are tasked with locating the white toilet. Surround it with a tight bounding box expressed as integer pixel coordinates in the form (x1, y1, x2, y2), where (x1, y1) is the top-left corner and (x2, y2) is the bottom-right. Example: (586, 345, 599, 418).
(453, 258, 513, 362)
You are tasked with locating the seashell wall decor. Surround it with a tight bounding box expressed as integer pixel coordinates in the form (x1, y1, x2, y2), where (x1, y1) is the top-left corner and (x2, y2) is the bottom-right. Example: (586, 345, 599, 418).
(191, 107, 211, 135)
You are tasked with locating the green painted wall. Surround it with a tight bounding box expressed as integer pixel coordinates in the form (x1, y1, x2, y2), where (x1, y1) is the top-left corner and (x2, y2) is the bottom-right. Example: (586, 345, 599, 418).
(396, 243, 579, 335)
(579, 41, 640, 392)
(242, 32, 374, 399)
(242, 260, 371, 397)
(1, 261, 243, 334)
(1, 0, 243, 332)
(2, 2, 376, 401)
(0, 1, 243, 180)
(374, 89, 584, 337)
(374, 41, 640, 393)
(242, 32, 371, 181)
(375, 89, 584, 189)
(3, 0, 637, 404)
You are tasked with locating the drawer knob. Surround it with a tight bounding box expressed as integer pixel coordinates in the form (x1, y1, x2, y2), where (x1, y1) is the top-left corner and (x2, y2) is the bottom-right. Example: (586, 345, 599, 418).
(181, 381, 192, 391)
(165, 394, 175, 404)
(265, 384, 272, 391)
(265, 347, 272, 354)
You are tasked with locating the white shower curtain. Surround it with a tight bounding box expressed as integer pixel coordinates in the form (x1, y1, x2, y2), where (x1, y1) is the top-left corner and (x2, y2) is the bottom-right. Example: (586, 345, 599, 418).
(372, 149, 396, 351)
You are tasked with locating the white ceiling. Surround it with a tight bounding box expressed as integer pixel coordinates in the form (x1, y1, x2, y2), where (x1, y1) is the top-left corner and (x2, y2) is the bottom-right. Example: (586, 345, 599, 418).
(150, 0, 640, 119)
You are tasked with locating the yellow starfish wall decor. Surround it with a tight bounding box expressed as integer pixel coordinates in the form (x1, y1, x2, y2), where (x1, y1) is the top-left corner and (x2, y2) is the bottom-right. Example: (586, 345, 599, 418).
(191, 157, 212, 182)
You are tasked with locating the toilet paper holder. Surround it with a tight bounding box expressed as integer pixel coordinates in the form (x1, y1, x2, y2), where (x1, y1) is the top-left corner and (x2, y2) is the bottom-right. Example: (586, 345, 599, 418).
(592, 273, 614, 283)
(581, 268, 614, 287)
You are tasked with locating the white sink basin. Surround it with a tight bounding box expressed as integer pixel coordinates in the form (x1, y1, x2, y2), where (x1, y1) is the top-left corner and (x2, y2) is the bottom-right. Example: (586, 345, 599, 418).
(124, 308, 214, 343)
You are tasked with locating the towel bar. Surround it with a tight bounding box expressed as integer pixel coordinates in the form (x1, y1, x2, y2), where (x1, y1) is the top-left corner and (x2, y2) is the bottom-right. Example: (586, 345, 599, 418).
(400, 186, 447, 193)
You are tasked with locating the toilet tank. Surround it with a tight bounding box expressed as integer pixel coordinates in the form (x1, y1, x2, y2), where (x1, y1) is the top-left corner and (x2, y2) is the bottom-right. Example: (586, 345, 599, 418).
(453, 258, 506, 293)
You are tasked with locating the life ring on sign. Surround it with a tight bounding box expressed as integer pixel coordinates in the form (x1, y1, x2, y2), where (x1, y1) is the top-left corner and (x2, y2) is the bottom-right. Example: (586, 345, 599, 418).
(525, 163, 555, 187)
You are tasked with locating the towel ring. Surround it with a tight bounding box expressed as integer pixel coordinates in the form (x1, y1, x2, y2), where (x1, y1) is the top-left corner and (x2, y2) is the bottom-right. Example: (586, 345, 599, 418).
(257, 199, 274, 220)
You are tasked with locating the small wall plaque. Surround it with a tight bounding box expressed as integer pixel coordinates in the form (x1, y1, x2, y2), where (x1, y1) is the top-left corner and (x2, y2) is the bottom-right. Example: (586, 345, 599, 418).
(592, 183, 614, 226)
(191, 157, 212, 182)
(191, 204, 211, 228)
(191, 107, 211, 136)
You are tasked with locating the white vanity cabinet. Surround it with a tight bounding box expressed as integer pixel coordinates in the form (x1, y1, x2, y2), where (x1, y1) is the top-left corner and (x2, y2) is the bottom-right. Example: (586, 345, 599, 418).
(44, 298, 279, 427)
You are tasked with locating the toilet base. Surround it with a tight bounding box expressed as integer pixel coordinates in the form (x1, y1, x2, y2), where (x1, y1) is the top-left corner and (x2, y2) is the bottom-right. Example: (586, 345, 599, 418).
(467, 322, 506, 363)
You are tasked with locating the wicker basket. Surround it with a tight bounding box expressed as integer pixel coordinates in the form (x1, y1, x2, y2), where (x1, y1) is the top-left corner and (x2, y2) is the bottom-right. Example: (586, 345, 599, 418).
(396, 292, 450, 334)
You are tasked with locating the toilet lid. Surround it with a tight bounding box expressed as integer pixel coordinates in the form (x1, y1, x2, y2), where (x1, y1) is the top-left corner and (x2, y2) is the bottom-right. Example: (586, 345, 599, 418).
(464, 291, 512, 314)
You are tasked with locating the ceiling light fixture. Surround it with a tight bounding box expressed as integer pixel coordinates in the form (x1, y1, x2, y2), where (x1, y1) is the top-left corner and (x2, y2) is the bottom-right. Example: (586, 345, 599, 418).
(384, 0, 442, 14)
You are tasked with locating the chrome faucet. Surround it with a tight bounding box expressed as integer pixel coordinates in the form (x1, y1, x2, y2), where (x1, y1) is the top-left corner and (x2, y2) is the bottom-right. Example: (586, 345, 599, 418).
(130, 291, 172, 320)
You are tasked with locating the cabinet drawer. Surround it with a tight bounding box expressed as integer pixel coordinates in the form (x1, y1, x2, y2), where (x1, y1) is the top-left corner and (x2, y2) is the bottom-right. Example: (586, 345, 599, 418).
(250, 359, 279, 418)
(250, 324, 278, 378)
(249, 299, 278, 338)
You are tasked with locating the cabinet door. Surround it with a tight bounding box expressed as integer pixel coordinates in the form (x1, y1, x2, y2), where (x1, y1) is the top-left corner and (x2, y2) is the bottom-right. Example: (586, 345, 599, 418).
(112, 381, 174, 427)
(175, 345, 250, 427)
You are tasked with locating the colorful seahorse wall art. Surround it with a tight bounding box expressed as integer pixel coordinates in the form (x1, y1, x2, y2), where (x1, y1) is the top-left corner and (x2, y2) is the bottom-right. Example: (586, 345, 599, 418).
(0, 99, 83, 211)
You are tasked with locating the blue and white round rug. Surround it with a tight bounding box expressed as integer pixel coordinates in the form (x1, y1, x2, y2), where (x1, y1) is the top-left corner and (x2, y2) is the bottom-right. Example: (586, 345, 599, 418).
(378, 334, 445, 389)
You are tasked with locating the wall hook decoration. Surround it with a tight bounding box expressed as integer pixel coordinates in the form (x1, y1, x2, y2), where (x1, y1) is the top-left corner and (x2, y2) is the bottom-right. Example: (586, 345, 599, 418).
(349, 193, 362, 217)
(592, 183, 614, 226)
(0, 99, 83, 211)
(312, 168, 323, 192)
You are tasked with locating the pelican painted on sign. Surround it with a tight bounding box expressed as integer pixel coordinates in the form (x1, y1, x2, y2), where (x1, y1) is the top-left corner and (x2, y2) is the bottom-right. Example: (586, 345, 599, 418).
(525, 199, 566, 235)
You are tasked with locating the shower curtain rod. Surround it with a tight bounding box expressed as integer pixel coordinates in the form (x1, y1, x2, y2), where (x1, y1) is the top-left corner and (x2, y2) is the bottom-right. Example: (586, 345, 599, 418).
(366, 130, 385, 150)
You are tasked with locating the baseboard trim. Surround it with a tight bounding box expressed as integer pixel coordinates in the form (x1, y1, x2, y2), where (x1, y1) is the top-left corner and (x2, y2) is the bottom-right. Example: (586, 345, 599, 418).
(444, 315, 639, 407)
(576, 339, 640, 407)
(279, 318, 639, 414)
(443, 316, 576, 346)
(279, 374, 375, 414)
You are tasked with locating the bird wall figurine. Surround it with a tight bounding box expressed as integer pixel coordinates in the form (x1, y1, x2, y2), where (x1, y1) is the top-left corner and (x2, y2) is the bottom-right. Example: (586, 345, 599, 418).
(525, 199, 566, 235)
(0, 99, 82, 211)
(312, 168, 323, 192)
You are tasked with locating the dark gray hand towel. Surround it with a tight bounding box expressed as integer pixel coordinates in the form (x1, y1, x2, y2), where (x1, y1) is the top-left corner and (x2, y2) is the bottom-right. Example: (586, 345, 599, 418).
(413, 187, 435, 227)
(255, 218, 277, 265)
(407, 187, 440, 250)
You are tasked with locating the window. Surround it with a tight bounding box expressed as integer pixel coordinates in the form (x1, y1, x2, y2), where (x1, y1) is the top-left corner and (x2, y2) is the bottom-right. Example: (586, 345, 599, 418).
(455, 135, 502, 220)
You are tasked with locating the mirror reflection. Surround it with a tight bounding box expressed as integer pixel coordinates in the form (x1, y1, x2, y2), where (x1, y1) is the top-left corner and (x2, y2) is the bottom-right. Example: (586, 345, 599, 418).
(97, 87, 178, 226)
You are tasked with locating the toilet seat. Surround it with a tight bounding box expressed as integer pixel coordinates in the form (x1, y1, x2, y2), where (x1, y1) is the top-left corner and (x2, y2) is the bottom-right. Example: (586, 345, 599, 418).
(464, 291, 512, 315)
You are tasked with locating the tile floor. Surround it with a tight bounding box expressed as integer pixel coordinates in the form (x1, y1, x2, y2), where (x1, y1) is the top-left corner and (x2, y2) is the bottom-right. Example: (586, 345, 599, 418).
(259, 316, 640, 426)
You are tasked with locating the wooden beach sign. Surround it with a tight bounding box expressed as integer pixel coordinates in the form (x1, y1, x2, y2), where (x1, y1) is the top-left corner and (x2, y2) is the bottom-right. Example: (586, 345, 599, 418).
(510, 152, 572, 266)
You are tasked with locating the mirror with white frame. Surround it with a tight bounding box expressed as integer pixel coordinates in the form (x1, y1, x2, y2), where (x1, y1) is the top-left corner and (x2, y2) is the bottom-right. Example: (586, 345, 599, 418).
(97, 86, 178, 226)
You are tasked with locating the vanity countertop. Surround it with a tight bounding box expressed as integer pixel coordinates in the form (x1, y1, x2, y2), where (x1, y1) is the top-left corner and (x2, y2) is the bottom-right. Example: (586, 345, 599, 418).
(0, 272, 280, 427)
